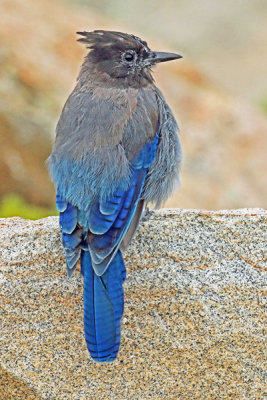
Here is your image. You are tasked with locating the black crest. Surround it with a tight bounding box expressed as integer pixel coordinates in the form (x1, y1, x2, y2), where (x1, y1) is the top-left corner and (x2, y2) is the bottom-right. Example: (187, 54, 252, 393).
(77, 30, 149, 53)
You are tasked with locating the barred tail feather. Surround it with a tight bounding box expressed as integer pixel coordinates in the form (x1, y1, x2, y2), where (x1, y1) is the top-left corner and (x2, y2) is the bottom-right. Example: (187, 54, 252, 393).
(82, 250, 125, 362)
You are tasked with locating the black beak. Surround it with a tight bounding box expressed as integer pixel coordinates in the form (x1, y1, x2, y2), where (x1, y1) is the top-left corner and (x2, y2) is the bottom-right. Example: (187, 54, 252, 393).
(150, 51, 182, 64)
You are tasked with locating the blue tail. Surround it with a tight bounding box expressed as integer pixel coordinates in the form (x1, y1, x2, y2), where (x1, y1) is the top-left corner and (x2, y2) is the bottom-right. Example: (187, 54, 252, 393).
(82, 249, 126, 362)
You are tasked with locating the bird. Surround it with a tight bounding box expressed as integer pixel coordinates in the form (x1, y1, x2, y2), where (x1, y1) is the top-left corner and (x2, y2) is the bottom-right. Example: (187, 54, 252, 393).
(48, 30, 182, 363)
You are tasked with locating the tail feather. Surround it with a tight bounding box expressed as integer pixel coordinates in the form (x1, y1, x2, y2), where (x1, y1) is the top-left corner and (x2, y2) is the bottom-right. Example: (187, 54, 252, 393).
(105, 250, 125, 361)
(82, 250, 125, 362)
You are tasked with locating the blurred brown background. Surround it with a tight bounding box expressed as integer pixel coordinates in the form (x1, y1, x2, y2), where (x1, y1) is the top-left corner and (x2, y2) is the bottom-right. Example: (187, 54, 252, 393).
(0, 0, 266, 218)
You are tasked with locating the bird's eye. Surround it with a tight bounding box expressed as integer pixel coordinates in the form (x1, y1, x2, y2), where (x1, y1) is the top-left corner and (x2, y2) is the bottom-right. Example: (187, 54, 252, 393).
(123, 51, 135, 62)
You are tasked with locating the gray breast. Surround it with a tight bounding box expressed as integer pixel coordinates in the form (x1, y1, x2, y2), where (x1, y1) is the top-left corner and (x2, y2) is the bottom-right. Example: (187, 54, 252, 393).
(122, 87, 158, 161)
(141, 87, 182, 207)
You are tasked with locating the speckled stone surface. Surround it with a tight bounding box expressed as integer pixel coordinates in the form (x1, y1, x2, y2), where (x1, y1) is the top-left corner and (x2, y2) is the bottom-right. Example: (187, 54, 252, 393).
(0, 209, 266, 400)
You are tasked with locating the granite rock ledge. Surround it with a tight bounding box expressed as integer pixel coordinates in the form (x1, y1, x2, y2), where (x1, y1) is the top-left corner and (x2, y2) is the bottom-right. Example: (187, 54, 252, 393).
(0, 209, 266, 400)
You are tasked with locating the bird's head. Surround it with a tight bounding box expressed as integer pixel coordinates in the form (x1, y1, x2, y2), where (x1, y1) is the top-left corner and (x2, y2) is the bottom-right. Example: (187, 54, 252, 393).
(77, 30, 182, 88)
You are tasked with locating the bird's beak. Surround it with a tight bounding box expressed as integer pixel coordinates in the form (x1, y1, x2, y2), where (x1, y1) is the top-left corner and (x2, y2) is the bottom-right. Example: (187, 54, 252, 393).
(149, 51, 183, 64)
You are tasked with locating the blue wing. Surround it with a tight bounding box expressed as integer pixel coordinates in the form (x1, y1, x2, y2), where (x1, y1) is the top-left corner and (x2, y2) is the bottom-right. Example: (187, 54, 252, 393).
(56, 194, 84, 276)
(86, 132, 159, 275)
(57, 132, 159, 362)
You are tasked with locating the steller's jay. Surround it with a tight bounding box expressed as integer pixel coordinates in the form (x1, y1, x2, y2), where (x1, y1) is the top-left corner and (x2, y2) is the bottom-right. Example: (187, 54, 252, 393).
(48, 30, 182, 363)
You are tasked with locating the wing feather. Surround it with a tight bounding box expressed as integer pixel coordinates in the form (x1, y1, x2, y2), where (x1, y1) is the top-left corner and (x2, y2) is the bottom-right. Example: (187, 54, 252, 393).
(57, 131, 159, 277)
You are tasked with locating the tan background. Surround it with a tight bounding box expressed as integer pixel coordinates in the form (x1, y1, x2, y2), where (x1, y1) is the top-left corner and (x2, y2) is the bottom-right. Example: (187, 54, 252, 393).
(0, 0, 266, 217)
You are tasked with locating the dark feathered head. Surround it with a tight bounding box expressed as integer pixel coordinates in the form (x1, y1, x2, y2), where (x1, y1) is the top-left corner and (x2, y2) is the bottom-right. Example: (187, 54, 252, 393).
(77, 30, 182, 86)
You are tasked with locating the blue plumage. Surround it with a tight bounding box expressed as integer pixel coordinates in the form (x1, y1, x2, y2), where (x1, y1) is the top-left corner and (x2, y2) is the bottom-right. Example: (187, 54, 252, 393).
(99, 189, 125, 215)
(59, 203, 77, 234)
(56, 133, 159, 360)
(82, 250, 125, 362)
(56, 193, 67, 212)
(48, 30, 181, 363)
(62, 229, 82, 249)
